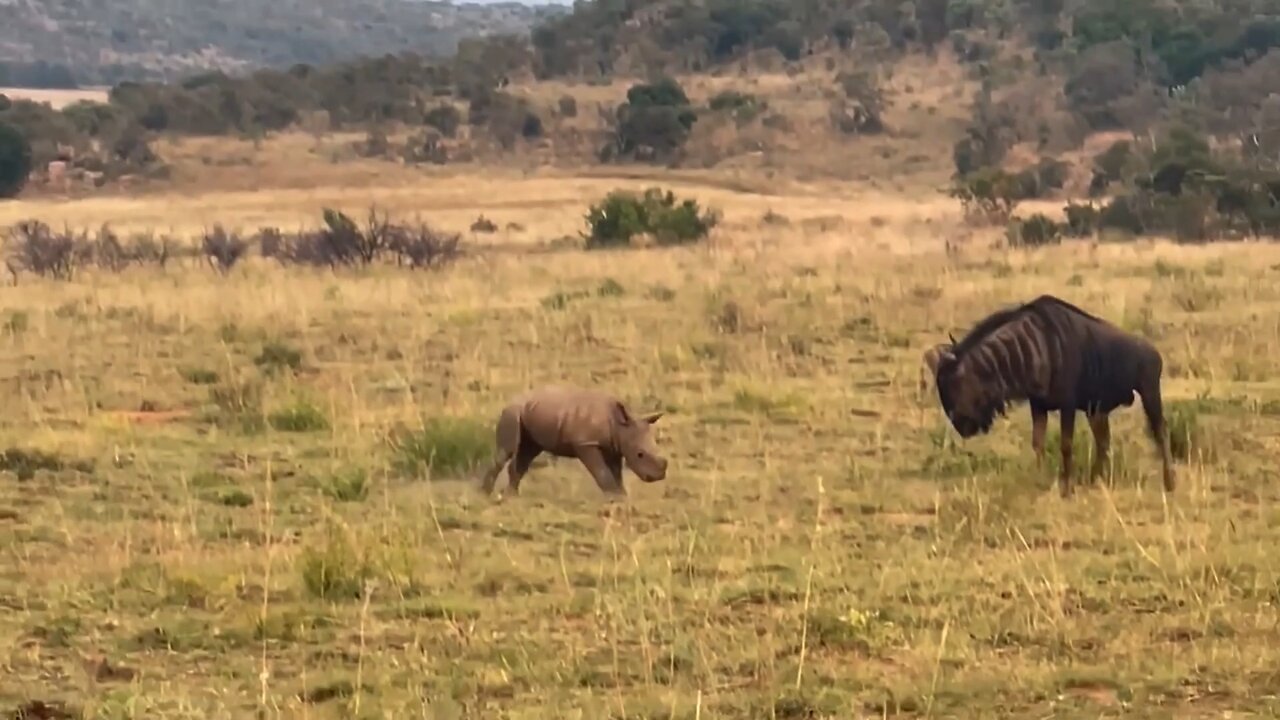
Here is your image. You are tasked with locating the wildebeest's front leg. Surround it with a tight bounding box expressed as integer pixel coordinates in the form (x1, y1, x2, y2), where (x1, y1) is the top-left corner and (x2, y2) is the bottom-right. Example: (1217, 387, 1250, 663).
(575, 445, 626, 498)
(1087, 412, 1111, 482)
(1059, 408, 1077, 498)
(1030, 402, 1048, 466)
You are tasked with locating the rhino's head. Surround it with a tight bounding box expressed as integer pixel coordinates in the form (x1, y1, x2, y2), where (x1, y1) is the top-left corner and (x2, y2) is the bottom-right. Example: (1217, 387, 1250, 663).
(613, 402, 668, 483)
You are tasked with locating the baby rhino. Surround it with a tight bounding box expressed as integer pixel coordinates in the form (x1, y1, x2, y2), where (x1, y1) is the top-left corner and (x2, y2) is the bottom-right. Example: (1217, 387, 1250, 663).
(479, 385, 669, 498)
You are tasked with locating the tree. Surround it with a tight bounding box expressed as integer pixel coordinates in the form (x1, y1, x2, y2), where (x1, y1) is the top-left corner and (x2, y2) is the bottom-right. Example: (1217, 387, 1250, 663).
(613, 77, 698, 161)
(0, 121, 33, 199)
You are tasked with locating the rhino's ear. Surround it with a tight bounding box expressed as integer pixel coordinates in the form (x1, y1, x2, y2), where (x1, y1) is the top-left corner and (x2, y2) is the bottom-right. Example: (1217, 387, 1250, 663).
(612, 401, 634, 427)
(640, 411, 663, 425)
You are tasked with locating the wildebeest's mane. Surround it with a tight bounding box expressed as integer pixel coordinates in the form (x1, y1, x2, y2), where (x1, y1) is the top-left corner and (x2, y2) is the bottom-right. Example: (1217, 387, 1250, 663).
(951, 295, 1103, 357)
(950, 305, 1027, 356)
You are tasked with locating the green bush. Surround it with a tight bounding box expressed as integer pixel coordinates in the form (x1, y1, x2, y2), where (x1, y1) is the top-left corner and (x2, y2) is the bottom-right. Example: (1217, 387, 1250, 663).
(390, 417, 491, 480)
(1063, 202, 1100, 237)
(254, 340, 304, 375)
(1098, 194, 1145, 235)
(424, 104, 461, 138)
(0, 121, 32, 199)
(612, 77, 698, 161)
(950, 167, 1023, 224)
(584, 187, 719, 249)
(299, 522, 371, 601)
(268, 398, 330, 433)
(709, 90, 767, 123)
(1006, 213, 1063, 248)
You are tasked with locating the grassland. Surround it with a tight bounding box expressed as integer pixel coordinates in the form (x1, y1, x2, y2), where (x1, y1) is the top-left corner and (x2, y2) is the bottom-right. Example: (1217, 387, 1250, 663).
(2, 135, 1280, 719)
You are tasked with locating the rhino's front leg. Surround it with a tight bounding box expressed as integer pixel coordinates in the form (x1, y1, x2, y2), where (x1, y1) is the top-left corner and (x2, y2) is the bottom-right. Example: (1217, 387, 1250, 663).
(575, 445, 626, 499)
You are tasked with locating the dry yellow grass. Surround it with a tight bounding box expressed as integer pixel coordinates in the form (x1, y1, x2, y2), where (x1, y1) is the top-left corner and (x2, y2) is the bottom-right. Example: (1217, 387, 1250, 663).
(2, 152, 1279, 719)
(0, 86, 110, 109)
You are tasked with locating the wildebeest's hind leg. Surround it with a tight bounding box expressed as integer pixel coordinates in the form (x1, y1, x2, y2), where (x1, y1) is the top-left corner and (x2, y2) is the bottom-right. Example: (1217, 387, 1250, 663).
(1087, 412, 1111, 483)
(1137, 378, 1176, 492)
(1030, 402, 1048, 467)
(1058, 408, 1077, 498)
(574, 445, 626, 499)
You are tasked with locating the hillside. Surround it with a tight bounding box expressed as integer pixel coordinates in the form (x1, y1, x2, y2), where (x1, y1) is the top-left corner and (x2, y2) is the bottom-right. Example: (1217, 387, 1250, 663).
(3, 0, 1280, 243)
(0, 0, 566, 85)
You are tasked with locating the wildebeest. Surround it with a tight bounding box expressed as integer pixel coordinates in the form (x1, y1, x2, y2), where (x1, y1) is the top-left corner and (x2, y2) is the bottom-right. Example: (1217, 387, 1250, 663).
(928, 294, 1175, 497)
(479, 385, 668, 498)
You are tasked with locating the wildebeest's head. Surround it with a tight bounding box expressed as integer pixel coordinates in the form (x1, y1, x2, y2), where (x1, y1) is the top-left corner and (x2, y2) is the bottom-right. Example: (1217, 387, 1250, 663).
(613, 403, 668, 482)
(932, 340, 1006, 439)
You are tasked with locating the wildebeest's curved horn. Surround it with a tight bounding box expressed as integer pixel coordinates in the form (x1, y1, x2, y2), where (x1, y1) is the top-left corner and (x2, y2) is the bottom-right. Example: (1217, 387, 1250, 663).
(948, 332, 957, 345)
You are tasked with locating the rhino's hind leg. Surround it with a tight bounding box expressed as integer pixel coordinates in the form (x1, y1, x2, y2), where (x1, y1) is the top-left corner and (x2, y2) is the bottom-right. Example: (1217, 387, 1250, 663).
(479, 406, 521, 495)
(478, 448, 512, 495)
(506, 438, 541, 496)
(575, 445, 626, 499)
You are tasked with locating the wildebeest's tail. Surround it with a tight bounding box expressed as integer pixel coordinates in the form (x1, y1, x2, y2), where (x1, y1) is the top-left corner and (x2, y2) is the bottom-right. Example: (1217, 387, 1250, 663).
(1134, 349, 1177, 491)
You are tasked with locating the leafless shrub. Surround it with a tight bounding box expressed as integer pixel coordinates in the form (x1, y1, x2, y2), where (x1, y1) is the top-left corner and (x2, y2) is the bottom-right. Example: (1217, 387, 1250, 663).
(201, 225, 250, 275)
(255, 227, 287, 262)
(388, 223, 462, 269)
(208, 207, 465, 272)
(403, 130, 449, 165)
(470, 215, 498, 233)
(91, 225, 131, 273)
(128, 232, 179, 269)
(3, 220, 84, 281)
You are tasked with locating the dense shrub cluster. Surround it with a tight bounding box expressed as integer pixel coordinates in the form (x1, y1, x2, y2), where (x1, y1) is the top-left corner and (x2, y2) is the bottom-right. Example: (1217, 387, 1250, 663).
(0, 121, 33, 198)
(585, 187, 719, 249)
(3, 221, 186, 280)
(0, 96, 160, 184)
(955, 118, 1280, 245)
(257, 208, 463, 270)
(2, 207, 464, 280)
(605, 77, 699, 163)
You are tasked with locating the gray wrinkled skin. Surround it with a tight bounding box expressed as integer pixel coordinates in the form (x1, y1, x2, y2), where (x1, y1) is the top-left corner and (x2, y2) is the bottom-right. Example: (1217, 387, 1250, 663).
(478, 385, 669, 499)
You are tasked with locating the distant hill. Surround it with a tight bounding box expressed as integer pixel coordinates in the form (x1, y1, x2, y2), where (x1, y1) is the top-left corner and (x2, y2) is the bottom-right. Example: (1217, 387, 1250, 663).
(0, 0, 567, 86)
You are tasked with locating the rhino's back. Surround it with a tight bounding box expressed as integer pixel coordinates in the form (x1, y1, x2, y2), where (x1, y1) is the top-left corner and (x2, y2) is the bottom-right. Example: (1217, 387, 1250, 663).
(518, 385, 615, 454)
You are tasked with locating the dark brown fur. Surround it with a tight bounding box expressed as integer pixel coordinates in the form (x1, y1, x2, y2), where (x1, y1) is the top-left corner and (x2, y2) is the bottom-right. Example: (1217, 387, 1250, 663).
(933, 294, 1175, 497)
